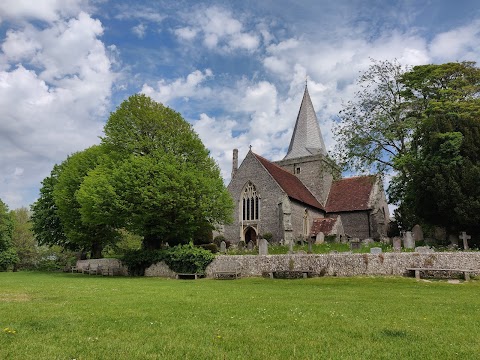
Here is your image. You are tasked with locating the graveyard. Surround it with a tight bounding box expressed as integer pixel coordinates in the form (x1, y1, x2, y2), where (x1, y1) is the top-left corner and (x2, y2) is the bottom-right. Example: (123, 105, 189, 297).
(1, 271, 479, 359)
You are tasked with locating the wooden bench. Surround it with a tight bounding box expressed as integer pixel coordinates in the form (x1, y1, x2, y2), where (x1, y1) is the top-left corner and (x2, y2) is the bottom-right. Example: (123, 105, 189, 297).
(213, 261, 241, 279)
(175, 273, 205, 280)
(406, 268, 475, 281)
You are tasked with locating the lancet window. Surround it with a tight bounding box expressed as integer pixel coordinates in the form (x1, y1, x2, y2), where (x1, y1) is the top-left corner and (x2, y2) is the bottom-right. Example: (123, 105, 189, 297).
(242, 182, 260, 221)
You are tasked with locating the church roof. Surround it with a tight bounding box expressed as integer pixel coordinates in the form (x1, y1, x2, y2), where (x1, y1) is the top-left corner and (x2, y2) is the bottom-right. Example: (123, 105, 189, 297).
(253, 153, 324, 210)
(326, 176, 376, 212)
(284, 85, 327, 160)
(310, 216, 339, 236)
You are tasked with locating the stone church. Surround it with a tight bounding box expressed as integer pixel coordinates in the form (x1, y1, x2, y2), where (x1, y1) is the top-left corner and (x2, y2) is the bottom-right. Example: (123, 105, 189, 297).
(223, 85, 390, 245)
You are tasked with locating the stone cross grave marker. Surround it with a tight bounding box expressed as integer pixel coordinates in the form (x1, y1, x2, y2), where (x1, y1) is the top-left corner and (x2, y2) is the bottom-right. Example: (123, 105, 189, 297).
(459, 231, 471, 250)
(403, 231, 415, 249)
(288, 240, 294, 254)
(259, 238, 268, 256)
(370, 247, 382, 254)
(220, 241, 227, 254)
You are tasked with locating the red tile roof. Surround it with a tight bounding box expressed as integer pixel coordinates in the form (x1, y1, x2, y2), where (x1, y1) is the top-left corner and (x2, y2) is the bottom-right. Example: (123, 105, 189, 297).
(310, 216, 338, 236)
(254, 153, 324, 210)
(326, 176, 376, 212)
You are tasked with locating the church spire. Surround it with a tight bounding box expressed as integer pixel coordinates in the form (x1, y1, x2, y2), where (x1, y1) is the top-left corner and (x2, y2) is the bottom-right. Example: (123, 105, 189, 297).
(283, 84, 327, 160)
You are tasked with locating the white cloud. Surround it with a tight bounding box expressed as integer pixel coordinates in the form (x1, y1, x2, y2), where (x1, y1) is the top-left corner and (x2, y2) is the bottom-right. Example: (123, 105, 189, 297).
(429, 21, 480, 62)
(0, 10, 115, 209)
(174, 6, 260, 53)
(132, 23, 147, 38)
(0, 0, 87, 23)
(114, 5, 166, 23)
(141, 69, 213, 105)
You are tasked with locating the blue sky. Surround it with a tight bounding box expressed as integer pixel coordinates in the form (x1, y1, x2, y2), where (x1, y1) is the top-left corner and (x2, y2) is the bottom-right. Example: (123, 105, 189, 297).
(1, 0, 480, 209)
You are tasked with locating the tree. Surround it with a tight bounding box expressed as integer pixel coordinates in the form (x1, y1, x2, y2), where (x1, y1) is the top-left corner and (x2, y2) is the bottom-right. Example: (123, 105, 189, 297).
(0, 199, 19, 270)
(31, 164, 67, 248)
(334, 59, 414, 174)
(53, 145, 119, 258)
(399, 62, 480, 234)
(11, 207, 38, 269)
(77, 94, 233, 249)
(336, 60, 480, 234)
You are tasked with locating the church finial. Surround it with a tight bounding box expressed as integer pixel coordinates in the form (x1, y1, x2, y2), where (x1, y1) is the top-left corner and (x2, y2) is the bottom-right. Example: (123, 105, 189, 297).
(305, 75, 308, 88)
(249, 145, 252, 151)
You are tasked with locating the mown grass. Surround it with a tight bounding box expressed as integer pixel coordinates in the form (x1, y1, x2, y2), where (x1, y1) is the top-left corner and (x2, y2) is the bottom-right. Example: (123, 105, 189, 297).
(1, 272, 479, 359)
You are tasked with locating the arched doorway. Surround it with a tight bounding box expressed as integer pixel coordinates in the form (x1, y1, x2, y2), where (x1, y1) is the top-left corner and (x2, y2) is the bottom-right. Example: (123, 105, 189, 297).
(244, 227, 257, 246)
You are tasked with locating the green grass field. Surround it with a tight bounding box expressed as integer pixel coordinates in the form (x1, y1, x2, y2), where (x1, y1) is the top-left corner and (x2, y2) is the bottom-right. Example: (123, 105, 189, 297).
(1, 272, 479, 359)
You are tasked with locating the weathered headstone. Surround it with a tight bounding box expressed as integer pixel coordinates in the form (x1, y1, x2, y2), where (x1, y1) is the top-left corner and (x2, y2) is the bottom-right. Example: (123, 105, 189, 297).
(363, 238, 374, 245)
(448, 234, 458, 247)
(433, 226, 447, 242)
(370, 247, 382, 254)
(247, 241, 254, 251)
(459, 231, 471, 250)
(412, 224, 424, 242)
(288, 240, 294, 254)
(220, 241, 227, 254)
(238, 241, 245, 251)
(403, 231, 414, 249)
(315, 232, 325, 244)
(392, 237, 402, 252)
(307, 239, 313, 253)
(259, 238, 268, 256)
(415, 246, 434, 254)
(350, 238, 361, 250)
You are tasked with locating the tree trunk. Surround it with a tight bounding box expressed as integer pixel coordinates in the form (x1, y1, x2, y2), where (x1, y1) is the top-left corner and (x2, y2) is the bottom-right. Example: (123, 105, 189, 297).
(90, 241, 103, 259)
(142, 234, 161, 250)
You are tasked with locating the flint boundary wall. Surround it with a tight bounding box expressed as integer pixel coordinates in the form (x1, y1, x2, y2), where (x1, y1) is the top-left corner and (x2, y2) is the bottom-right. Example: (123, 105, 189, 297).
(204, 253, 480, 278)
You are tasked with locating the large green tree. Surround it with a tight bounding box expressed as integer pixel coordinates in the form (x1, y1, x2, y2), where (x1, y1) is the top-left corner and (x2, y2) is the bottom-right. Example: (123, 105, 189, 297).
(77, 94, 233, 249)
(53, 145, 119, 258)
(335, 60, 480, 234)
(0, 199, 19, 270)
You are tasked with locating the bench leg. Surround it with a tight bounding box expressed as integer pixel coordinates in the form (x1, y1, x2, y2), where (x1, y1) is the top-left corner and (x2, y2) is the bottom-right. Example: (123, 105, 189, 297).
(415, 270, 420, 280)
(465, 272, 470, 281)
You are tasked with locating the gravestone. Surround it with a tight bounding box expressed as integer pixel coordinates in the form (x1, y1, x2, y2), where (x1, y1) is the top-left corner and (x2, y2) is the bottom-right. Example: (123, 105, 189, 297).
(448, 234, 458, 247)
(459, 231, 471, 250)
(307, 239, 313, 253)
(288, 240, 294, 254)
(363, 238, 374, 245)
(392, 237, 402, 252)
(315, 232, 325, 244)
(247, 241, 254, 251)
(403, 231, 414, 249)
(415, 246, 434, 254)
(238, 241, 245, 251)
(370, 247, 382, 254)
(350, 238, 361, 250)
(412, 224, 424, 242)
(220, 241, 227, 254)
(259, 239, 268, 256)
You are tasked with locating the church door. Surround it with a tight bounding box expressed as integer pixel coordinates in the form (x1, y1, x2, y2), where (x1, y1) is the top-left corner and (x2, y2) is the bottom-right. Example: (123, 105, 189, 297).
(244, 227, 257, 246)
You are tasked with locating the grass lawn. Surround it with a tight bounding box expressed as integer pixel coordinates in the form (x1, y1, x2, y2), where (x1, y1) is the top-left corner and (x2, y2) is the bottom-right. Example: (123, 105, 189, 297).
(1, 272, 479, 359)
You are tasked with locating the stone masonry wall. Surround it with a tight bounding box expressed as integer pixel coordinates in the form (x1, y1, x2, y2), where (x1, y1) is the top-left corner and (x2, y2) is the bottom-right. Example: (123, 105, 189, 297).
(225, 151, 286, 243)
(290, 200, 324, 240)
(205, 253, 480, 278)
(334, 211, 370, 239)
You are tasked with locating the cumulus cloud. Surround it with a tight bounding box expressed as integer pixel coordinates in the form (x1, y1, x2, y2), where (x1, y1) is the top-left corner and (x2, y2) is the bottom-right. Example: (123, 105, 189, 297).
(0, 0, 87, 23)
(0, 10, 115, 208)
(174, 6, 260, 52)
(132, 23, 147, 38)
(141, 69, 213, 105)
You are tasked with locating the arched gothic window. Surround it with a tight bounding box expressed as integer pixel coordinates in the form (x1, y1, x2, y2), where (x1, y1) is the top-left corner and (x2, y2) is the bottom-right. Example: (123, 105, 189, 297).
(242, 182, 260, 221)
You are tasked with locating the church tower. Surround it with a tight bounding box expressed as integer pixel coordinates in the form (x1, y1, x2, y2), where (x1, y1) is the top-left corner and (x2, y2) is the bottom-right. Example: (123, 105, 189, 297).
(274, 85, 339, 206)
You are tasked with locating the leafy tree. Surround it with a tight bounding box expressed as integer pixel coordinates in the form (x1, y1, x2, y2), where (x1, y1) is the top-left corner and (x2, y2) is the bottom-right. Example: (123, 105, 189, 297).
(53, 145, 119, 258)
(77, 94, 233, 249)
(31, 164, 67, 248)
(11, 208, 38, 269)
(0, 199, 19, 270)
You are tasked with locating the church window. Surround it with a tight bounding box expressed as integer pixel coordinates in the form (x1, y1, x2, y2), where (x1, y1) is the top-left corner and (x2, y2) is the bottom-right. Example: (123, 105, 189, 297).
(242, 182, 260, 221)
(296, 167, 301, 174)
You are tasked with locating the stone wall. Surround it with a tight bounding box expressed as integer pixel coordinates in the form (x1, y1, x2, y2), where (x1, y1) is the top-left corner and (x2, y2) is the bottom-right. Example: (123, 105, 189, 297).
(204, 253, 480, 278)
(225, 151, 286, 243)
(145, 261, 176, 278)
(290, 200, 324, 240)
(76, 258, 128, 275)
(334, 211, 370, 239)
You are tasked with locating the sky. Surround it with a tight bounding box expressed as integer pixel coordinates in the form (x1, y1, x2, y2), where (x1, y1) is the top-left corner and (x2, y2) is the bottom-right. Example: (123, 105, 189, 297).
(1, 0, 480, 210)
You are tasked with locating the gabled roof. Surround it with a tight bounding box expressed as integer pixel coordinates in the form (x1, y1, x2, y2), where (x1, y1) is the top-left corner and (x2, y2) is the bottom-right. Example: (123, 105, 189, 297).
(310, 216, 339, 237)
(253, 153, 324, 210)
(284, 85, 327, 160)
(326, 175, 376, 212)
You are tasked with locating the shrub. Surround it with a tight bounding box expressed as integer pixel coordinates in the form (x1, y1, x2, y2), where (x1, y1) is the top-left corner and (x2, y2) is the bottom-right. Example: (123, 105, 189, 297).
(0, 248, 19, 271)
(122, 244, 215, 275)
(199, 243, 218, 253)
(262, 232, 273, 241)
